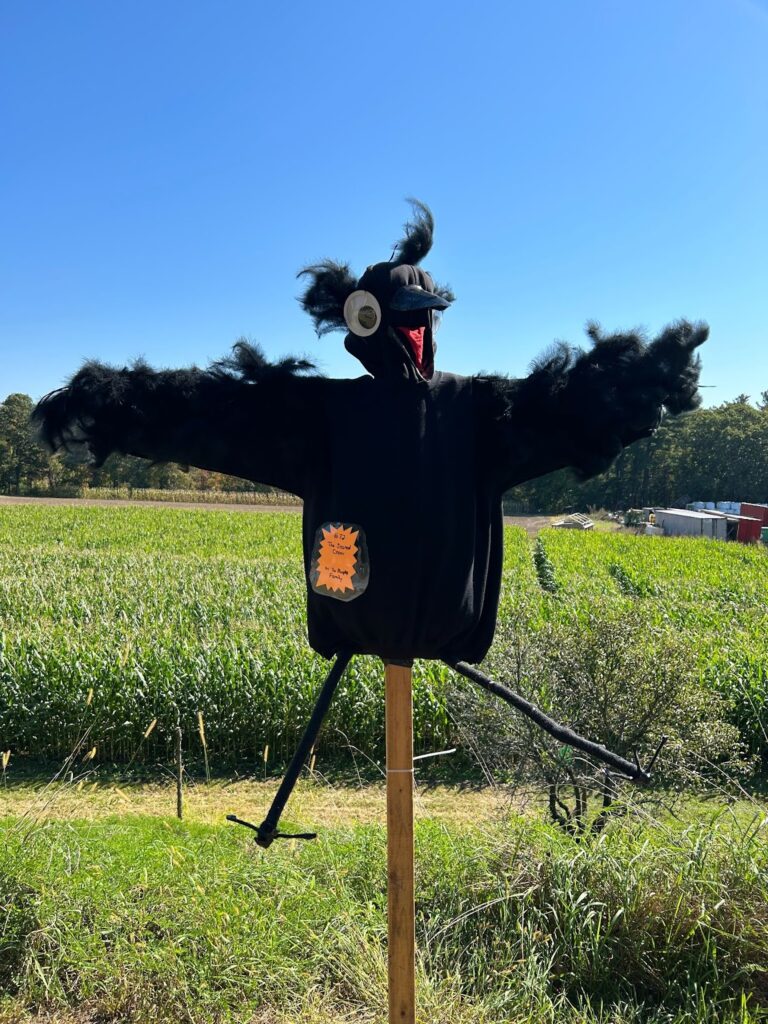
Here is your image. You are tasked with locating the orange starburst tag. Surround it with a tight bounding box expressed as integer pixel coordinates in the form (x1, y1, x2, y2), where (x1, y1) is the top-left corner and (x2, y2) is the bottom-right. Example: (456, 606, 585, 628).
(316, 525, 358, 592)
(310, 522, 369, 602)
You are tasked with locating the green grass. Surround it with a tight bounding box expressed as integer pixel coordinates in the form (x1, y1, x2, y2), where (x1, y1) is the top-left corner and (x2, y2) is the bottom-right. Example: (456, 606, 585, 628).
(0, 774, 508, 828)
(0, 505, 303, 558)
(2, 505, 768, 1021)
(0, 507, 504, 764)
(1, 809, 766, 1023)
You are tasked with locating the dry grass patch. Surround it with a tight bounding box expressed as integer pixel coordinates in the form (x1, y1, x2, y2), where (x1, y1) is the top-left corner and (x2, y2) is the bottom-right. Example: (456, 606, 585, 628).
(0, 776, 508, 830)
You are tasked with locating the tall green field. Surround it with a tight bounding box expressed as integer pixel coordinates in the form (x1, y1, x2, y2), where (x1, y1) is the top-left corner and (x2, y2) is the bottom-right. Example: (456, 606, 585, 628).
(535, 530, 768, 760)
(0, 506, 765, 766)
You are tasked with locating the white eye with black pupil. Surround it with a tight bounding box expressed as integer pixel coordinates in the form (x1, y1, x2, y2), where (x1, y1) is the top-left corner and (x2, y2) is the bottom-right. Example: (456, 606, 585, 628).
(344, 290, 381, 337)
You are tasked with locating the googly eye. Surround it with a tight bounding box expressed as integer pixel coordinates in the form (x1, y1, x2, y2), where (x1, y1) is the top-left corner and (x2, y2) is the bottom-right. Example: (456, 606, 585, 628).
(343, 290, 382, 337)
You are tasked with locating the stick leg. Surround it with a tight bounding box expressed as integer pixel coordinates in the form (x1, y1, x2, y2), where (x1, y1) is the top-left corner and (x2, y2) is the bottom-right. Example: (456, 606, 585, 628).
(447, 659, 653, 782)
(228, 651, 353, 847)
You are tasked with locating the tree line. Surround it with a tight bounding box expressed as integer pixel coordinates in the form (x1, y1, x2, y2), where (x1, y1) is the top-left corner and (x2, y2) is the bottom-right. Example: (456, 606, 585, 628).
(3, 389, 768, 509)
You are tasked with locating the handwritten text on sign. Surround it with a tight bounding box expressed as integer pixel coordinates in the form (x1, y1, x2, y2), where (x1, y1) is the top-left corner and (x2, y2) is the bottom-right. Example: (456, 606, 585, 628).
(310, 522, 369, 601)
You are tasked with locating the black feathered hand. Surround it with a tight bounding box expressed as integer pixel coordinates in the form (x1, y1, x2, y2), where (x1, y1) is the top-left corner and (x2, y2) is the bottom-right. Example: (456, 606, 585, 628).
(485, 319, 708, 489)
(32, 342, 324, 498)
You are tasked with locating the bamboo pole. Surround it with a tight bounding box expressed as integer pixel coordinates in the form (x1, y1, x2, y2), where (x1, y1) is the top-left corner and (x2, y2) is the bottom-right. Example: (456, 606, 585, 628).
(385, 660, 415, 1024)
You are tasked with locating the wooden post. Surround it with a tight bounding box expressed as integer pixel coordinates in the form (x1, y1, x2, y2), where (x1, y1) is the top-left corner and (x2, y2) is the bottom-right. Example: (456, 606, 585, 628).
(385, 660, 415, 1024)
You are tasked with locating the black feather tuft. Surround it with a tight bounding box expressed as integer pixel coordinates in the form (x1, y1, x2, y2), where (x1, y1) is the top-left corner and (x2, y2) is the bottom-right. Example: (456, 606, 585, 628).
(433, 282, 456, 304)
(393, 199, 434, 266)
(529, 340, 576, 379)
(297, 260, 358, 336)
(562, 319, 707, 477)
(211, 339, 316, 381)
(641, 319, 708, 415)
(32, 359, 147, 465)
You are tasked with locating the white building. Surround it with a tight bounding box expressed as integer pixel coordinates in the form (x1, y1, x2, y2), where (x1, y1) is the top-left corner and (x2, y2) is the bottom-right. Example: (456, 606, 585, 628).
(653, 508, 728, 540)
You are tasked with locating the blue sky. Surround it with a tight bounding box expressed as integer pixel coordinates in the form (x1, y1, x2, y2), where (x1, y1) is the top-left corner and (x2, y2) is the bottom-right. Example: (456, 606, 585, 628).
(2, 0, 767, 404)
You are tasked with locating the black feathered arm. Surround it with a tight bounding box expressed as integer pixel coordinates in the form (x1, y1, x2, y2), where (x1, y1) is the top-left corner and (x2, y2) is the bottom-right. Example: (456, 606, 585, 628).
(480, 320, 708, 490)
(32, 342, 325, 498)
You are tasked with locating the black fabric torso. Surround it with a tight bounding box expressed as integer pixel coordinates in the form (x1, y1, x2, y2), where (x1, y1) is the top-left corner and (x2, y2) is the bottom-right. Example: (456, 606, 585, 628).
(302, 371, 504, 662)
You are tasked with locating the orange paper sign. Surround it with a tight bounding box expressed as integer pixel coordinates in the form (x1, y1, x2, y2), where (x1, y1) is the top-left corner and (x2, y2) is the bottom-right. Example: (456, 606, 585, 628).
(316, 525, 359, 592)
(310, 522, 369, 601)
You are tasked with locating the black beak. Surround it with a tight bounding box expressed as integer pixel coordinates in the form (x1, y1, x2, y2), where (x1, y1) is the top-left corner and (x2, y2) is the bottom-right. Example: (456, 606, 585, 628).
(390, 285, 451, 312)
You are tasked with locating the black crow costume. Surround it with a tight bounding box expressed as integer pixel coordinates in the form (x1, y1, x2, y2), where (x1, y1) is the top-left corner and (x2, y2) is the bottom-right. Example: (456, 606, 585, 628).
(34, 200, 706, 843)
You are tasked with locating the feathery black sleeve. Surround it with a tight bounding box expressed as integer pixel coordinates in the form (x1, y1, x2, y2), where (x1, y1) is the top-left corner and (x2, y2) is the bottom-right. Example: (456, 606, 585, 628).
(32, 342, 325, 498)
(478, 320, 708, 490)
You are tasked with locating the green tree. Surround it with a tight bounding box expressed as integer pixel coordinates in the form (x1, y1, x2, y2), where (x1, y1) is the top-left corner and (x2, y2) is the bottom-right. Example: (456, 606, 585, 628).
(0, 393, 51, 494)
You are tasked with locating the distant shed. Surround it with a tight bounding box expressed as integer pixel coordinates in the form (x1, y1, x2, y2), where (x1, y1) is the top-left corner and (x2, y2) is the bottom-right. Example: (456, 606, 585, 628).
(654, 508, 727, 540)
(710, 511, 763, 544)
(740, 503, 768, 527)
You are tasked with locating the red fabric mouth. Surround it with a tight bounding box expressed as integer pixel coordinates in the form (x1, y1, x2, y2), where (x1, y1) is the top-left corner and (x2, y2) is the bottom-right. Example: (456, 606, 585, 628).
(397, 326, 426, 373)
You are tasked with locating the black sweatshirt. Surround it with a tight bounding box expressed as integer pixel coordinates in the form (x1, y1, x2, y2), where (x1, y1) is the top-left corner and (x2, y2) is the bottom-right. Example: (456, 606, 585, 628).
(301, 370, 503, 662)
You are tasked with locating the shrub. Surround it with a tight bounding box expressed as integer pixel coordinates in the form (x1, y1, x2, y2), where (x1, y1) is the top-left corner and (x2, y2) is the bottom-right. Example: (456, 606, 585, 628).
(450, 609, 753, 832)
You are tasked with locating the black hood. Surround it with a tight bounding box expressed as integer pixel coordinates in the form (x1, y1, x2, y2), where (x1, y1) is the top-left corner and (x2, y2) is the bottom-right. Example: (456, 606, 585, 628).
(297, 200, 455, 383)
(344, 262, 449, 382)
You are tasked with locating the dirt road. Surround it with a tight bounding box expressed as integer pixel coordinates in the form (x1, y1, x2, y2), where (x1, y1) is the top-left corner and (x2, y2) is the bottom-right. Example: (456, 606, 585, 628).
(0, 494, 301, 515)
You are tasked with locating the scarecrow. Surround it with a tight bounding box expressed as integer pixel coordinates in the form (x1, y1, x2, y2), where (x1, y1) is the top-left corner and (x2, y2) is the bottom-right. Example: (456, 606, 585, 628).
(34, 201, 707, 845)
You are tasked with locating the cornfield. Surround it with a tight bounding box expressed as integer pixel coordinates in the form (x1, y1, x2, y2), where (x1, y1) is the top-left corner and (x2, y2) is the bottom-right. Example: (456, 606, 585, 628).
(23, 486, 302, 505)
(0, 506, 765, 766)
